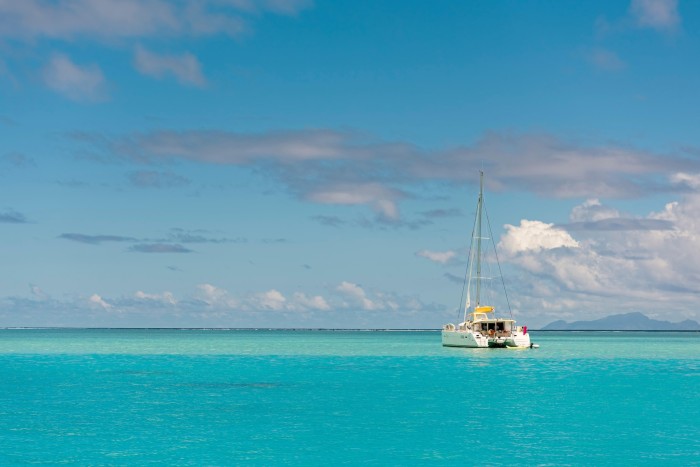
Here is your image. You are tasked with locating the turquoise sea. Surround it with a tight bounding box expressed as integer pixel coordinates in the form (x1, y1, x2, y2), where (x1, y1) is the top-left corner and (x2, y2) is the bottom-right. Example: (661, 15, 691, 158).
(1, 329, 698, 465)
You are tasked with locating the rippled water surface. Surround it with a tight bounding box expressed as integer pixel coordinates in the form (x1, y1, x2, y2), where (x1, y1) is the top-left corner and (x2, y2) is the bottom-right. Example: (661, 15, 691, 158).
(1, 329, 698, 464)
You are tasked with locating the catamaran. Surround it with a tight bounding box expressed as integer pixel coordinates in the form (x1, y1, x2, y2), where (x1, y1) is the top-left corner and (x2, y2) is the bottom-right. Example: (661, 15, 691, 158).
(442, 171, 533, 349)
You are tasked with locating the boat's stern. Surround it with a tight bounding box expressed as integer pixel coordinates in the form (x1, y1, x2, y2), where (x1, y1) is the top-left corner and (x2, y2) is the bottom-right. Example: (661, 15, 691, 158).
(505, 328, 532, 348)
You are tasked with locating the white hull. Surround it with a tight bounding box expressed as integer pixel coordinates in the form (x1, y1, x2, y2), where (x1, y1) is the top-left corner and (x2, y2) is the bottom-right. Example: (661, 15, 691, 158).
(442, 329, 531, 349)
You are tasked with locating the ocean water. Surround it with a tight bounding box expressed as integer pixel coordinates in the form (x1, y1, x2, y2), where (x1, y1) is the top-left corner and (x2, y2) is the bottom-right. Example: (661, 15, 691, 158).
(1, 329, 698, 465)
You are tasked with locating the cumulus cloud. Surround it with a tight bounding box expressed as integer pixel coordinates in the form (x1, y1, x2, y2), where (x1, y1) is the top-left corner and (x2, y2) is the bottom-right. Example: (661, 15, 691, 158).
(290, 292, 331, 311)
(1, 280, 441, 327)
(336, 281, 377, 310)
(499, 220, 580, 255)
(88, 293, 112, 309)
(133, 45, 206, 87)
(416, 249, 458, 264)
(42, 54, 107, 102)
(197, 283, 238, 308)
(251, 289, 287, 311)
(195, 285, 332, 313)
(502, 184, 700, 323)
(135, 290, 177, 305)
(570, 199, 619, 223)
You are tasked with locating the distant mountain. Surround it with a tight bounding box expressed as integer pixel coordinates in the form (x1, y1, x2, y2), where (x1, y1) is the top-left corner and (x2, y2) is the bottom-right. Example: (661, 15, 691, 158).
(542, 312, 700, 331)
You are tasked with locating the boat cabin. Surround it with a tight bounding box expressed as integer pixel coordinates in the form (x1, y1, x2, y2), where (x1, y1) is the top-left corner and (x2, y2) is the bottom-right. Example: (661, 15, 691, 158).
(459, 315, 516, 337)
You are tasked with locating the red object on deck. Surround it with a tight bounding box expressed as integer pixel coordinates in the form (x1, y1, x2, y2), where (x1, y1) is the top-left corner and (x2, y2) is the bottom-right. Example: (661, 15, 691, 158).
(523, 326, 527, 334)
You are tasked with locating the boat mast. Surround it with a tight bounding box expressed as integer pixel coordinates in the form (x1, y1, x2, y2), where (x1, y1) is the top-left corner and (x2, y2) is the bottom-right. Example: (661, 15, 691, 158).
(475, 171, 484, 308)
(461, 171, 485, 323)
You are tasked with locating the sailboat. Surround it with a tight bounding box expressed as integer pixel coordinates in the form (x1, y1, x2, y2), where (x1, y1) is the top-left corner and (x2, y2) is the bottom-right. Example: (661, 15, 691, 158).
(441, 171, 532, 349)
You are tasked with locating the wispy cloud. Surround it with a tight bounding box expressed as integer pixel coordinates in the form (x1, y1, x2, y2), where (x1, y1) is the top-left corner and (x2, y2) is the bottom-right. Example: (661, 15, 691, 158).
(42, 53, 107, 102)
(165, 228, 243, 244)
(629, 0, 680, 32)
(59, 229, 245, 249)
(586, 48, 626, 71)
(419, 208, 462, 219)
(564, 218, 674, 231)
(311, 215, 346, 227)
(306, 182, 404, 221)
(129, 243, 193, 253)
(0, 0, 312, 42)
(563, 197, 674, 231)
(78, 128, 700, 225)
(416, 249, 458, 265)
(133, 45, 206, 87)
(59, 233, 138, 244)
(108, 128, 358, 164)
(2, 152, 36, 169)
(0, 209, 28, 223)
(0, 115, 19, 126)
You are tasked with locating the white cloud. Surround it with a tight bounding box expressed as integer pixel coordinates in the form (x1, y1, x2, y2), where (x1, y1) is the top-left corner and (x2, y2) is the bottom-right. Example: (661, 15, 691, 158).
(134, 45, 206, 87)
(629, 0, 680, 32)
(252, 289, 287, 311)
(42, 53, 107, 102)
(290, 292, 331, 311)
(416, 249, 457, 264)
(88, 293, 112, 309)
(499, 220, 580, 255)
(29, 284, 48, 300)
(1, 280, 443, 327)
(671, 172, 700, 189)
(196, 284, 331, 312)
(197, 283, 238, 308)
(570, 199, 620, 223)
(503, 189, 700, 324)
(135, 290, 177, 305)
(307, 183, 402, 221)
(336, 281, 377, 310)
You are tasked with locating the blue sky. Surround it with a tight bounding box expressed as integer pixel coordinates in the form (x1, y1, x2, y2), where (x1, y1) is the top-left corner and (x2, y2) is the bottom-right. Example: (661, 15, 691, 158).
(2, 0, 700, 328)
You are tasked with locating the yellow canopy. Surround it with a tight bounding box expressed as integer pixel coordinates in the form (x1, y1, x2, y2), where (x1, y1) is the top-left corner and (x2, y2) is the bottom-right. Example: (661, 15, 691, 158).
(475, 306, 494, 313)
